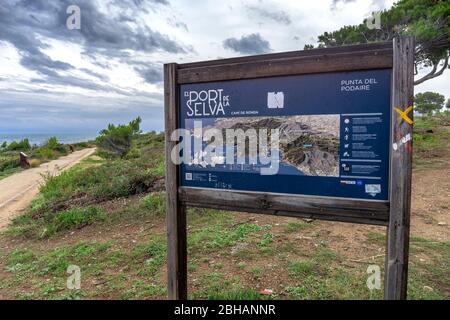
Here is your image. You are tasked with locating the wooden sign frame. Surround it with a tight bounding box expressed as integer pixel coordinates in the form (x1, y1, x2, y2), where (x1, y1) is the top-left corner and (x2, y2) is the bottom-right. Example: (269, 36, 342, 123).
(164, 37, 414, 300)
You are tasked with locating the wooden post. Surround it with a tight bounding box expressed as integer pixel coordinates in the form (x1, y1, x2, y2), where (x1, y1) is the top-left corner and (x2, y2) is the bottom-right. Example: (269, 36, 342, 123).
(384, 36, 415, 300)
(19, 152, 30, 168)
(164, 63, 187, 300)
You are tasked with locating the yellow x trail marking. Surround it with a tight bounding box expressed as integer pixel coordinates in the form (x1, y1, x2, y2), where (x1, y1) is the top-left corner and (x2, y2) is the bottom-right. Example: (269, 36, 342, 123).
(394, 105, 413, 124)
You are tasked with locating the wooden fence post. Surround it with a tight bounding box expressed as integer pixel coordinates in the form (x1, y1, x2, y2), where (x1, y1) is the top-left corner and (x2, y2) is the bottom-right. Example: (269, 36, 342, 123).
(384, 36, 415, 300)
(164, 63, 187, 300)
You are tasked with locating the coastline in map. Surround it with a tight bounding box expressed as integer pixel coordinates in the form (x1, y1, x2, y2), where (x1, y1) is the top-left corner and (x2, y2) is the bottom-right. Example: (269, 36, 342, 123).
(184, 114, 340, 177)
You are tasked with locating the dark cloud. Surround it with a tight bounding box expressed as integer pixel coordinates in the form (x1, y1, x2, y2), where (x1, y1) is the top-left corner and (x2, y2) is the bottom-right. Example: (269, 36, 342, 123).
(223, 33, 271, 55)
(20, 52, 74, 76)
(29, 76, 126, 95)
(149, 0, 170, 5)
(246, 6, 291, 25)
(135, 65, 163, 83)
(79, 68, 109, 82)
(0, 0, 187, 93)
(128, 0, 170, 7)
(167, 17, 189, 32)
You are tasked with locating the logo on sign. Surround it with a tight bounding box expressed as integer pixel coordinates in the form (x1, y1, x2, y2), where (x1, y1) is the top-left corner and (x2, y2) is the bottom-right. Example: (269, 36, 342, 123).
(185, 89, 230, 117)
(365, 184, 381, 197)
(267, 92, 284, 109)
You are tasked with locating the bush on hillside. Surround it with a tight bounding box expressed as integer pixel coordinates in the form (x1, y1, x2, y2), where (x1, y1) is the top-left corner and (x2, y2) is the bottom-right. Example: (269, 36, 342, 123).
(6, 138, 31, 152)
(42, 136, 68, 154)
(96, 117, 142, 158)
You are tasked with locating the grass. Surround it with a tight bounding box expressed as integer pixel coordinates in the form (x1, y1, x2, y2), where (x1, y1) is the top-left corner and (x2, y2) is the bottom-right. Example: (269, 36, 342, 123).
(413, 113, 450, 168)
(0, 137, 95, 180)
(131, 237, 166, 276)
(284, 221, 309, 233)
(189, 222, 262, 253)
(1, 208, 448, 300)
(366, 231, 386, 246)
(1, 119, 449, 300)
(2, 238, 170, 300)
(288, 260, 319, 278)
(6, 207, 105, 239)
(144, 192, 165, 215)
(6, 132, 165, 239)
(208, 288, 263, 300)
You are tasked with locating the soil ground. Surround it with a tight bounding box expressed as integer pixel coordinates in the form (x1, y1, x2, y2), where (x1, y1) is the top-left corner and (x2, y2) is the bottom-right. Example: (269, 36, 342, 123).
(0, 148, 96, 229)
(0, 123, 448, 300)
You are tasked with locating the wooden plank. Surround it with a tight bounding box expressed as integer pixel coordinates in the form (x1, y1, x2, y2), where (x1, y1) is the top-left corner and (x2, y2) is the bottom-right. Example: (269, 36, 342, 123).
(384, 36, 415, 300)
(178, 42, 392, 69)
(179, 187, 389, 225)
(178, 48, 393, 84)
(164, 63, 187, 300)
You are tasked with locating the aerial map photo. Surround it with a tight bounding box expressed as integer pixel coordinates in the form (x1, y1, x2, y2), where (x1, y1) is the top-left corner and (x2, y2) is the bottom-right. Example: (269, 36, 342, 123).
(185, 114, 340, 177)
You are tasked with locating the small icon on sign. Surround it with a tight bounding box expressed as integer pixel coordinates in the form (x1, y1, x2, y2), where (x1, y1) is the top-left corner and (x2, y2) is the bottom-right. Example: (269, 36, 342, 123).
(345, 127, 349, 133)
(344, 135, 349, 141)
(344, 118, 350, 124)
(185, 172, 192, 180)
(344, 144, 349, 149)
(342, 163, 350, 172)
(365, 184, 381, 197)
(267, 92, 284, 109)
(343, 151, 350, 157)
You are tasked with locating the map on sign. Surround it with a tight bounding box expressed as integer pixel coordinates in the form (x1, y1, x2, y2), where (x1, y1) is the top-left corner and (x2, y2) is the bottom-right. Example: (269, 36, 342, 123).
(179, 69, 391, 201)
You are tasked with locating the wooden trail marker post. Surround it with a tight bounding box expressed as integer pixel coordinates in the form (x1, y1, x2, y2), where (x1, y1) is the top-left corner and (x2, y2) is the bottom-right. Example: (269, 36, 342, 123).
(164, 36, 414, 300)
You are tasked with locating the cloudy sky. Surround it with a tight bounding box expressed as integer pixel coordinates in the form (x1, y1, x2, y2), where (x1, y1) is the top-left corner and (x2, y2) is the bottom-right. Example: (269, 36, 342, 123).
(0, 0, 448, 134)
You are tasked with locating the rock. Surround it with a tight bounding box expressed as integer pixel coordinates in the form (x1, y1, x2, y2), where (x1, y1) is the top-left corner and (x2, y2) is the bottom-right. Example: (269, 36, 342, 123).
(423, 286, 433, 292)
(304, 219, 314, 223)
(437, 222, 447, 226)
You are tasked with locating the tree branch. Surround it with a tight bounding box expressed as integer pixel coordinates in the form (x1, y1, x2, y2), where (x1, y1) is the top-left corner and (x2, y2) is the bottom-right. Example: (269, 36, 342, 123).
(414, 55, 449, 85)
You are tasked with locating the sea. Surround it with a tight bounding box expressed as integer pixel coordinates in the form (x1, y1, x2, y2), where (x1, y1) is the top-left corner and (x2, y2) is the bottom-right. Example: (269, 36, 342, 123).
(0, 132, 99, 147)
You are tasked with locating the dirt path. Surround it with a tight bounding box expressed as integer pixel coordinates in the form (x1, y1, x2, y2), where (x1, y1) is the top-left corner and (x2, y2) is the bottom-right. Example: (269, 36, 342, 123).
(0, 148, 96, 229)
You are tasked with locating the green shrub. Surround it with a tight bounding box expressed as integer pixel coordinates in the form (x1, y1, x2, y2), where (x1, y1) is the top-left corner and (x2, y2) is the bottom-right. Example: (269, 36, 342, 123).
(288, 260, 317, 278)
(144, 192, 165, 215)
(41, 137, 68, 154)
(151, 160, 165, 176)
(96, 117, 142, 158)
(6, 138, 30, 151)
(0, 157, 19, 171)
(35, 147, 55, 160)
(38, 207, 104, 238)
(52, 207, 104, 231)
